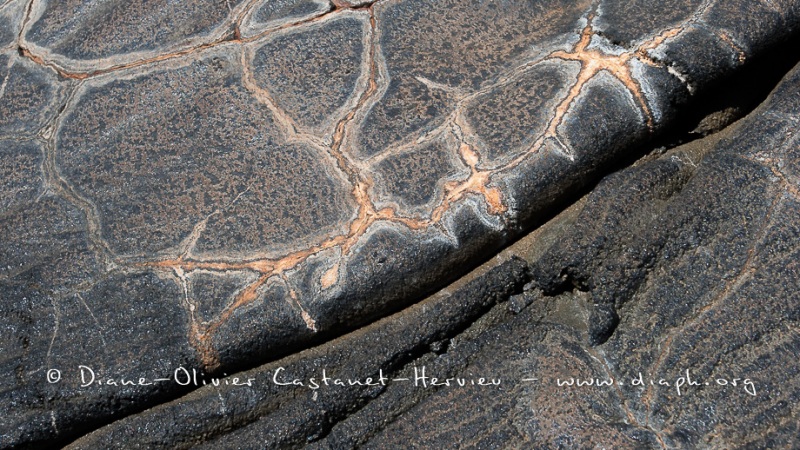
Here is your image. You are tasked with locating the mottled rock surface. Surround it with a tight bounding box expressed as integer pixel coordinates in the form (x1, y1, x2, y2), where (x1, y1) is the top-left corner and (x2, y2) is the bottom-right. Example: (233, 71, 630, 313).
(1, 0, 799, 448)
(69, 59, 800, 449)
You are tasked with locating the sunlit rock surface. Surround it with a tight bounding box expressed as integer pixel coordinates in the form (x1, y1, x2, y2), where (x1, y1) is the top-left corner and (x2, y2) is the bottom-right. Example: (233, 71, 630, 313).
(1, 0, 799, 447)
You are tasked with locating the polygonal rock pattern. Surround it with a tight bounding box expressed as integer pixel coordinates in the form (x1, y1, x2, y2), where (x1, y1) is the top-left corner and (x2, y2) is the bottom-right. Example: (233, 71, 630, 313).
(243, 0, 330, 38)
(55, 49, 355, 258)
(370, 132, 469, 214)
(249, 12, 370, 135)
(68, 58, 800, 449)
(1, 0, 800, 447)
(21, 0, 244, 71)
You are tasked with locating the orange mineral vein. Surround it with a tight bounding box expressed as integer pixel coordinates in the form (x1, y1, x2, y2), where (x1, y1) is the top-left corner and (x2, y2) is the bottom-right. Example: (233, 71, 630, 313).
(136, 2, 720, 369)
(494, 0, 725, 171)
(130, 5, 496, 369)
(140, 138, 505, 369)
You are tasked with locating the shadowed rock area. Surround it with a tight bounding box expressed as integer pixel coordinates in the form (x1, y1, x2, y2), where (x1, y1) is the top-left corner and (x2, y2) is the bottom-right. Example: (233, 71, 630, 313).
(1, 0, 799, 448)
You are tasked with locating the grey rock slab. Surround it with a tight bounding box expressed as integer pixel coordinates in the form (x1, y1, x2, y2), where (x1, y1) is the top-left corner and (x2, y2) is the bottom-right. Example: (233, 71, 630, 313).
(525, 63, 800, 447)
(369, 131, 470, 215)
(644, 0, 800, 91)
(0, 138, 42, 212)
(0, 51, 72, 137)
(249, 12, 370, 136)
(66, 256, 531, 449)
(2, 0, 800, 447)
(20, 0, 246, 73)
(0, 0, 28, 50)
(67, 53, 800, 449)
(240, 0, 331, 39)
(55, 48, 356, 258)
(0, 139, 98, 294)
(1, 273, 195, 448)
(354, 0, 593, 160)
(462, 61, 579, 167)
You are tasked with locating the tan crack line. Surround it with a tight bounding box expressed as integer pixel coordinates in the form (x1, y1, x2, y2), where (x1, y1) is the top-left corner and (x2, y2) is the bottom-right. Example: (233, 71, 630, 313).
(15, 0, 383, 80)
(132, 5, 437, 369)
(38, 82, 118, 269)
(39, 0, 745, 370)
(134, 0, 731, 369)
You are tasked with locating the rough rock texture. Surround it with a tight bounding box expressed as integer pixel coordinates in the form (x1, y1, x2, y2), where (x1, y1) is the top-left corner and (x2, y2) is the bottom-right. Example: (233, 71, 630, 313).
(68, 59, 800, 449)
(1, 0, 799, 447)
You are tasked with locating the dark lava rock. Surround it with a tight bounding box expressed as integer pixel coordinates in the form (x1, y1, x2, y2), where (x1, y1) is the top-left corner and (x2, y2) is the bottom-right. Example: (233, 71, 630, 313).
(1, 0, 800, 447)
(67, 61, 800, 448)
(22, 0, 243, 70)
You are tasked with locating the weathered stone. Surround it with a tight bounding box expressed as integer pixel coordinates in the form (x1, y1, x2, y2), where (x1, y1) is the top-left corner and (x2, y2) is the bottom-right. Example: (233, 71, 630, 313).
(0, 0, 27, 50)
(0, 140, 98, 293)
(369, 132, 468, 214)
(0, 19, 12, 50)
(355, 0, 591, 159)
(55, 50, 355, 257)
(463, 62, 577, 166)
(649, 0, 799, 91)
(189, 270, 261, 325)
(65, 257, 531, 449)
(596, 0, 707, 46)
(250, 13, 369, 136)
(0, 195, 99, 294)
(1, 0, 800, 447)
(0, 139, 42, 211)
(523, 64, 800, 447)
(1, 273, 193, 448)
(243, 0, 330, 38)
(22, 0, 242, 68)
(65, 55, 800, 450)
(0, 53, 70, 136)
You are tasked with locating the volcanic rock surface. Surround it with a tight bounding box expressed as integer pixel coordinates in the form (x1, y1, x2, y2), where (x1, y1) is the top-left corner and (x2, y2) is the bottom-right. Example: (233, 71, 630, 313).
(1, 0, 799, 448)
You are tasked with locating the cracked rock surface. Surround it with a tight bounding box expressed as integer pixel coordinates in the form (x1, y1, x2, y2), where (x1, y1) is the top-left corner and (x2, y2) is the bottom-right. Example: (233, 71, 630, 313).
(68, 59, 800, 450)
(1, 0, 799, 447)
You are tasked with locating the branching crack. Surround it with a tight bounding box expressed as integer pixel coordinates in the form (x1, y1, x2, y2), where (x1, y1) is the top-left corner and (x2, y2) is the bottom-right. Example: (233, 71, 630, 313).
(130, 0, 737, 369)
(368, 0, 728, 171)
(23, 0, 756, 372)
(14, 0, 385, 80)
